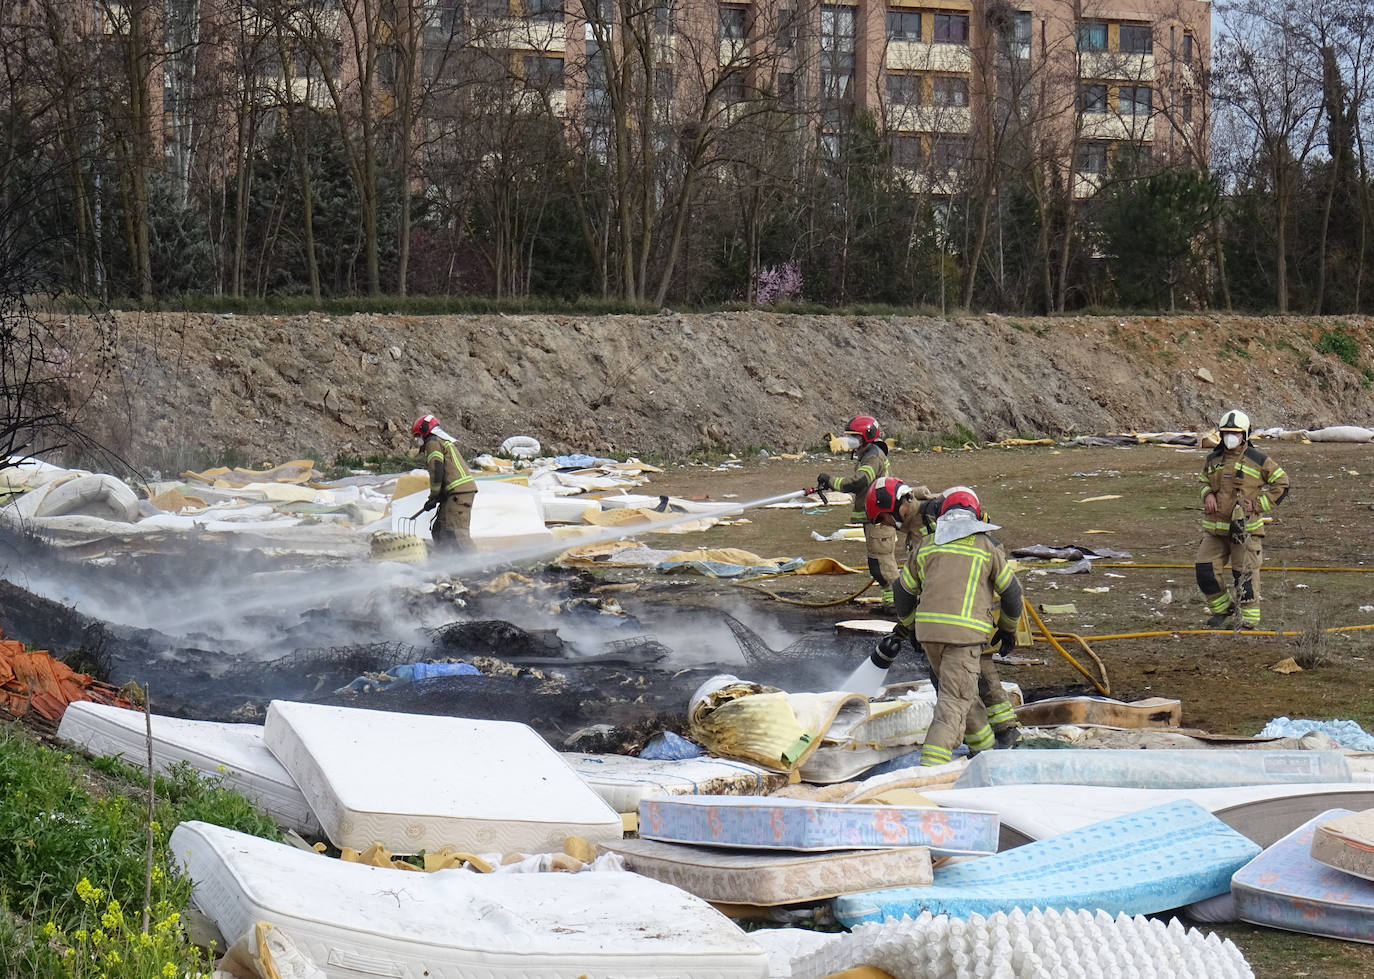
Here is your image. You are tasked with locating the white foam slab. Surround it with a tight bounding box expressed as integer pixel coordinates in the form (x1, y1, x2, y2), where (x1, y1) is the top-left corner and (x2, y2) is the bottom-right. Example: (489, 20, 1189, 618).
(792, 908, 1254, 979)
(172, 820, 768, 978)
(381, 482, 553, 550)
(563, 753, 784, 812)
(58, 702, 320, 836)
(265, 701, 621, 855)
(925, 782, 1374, 850)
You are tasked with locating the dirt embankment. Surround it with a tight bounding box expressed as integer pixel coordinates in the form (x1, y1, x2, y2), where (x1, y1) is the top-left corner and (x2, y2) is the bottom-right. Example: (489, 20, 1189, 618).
(49, 310, 1374, 471)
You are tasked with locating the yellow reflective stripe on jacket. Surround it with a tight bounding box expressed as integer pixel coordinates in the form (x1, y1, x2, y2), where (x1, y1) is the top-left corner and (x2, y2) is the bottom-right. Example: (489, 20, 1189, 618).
(993, 563, 1014, 592)
(1202, 518, 1230, 534)
(1258, 495, 1272, 512)
(848, 448, 890, 521)
(428, 442, 475, 494)
(914, 540, 995, 634)
(1197, 473, 1213, 501)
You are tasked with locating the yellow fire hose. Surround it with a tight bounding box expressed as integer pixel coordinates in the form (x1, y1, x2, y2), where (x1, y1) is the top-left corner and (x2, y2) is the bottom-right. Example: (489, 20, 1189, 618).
(1025, 603, 1111, 696)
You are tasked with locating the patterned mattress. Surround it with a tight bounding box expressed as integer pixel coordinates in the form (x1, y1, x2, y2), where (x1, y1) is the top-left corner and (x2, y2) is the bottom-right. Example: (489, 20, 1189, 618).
(638, 795, 998, 857)
(601, 837, 932, 905)
(833, 800, 1260, 925)
(1234, 807, 1374, 943)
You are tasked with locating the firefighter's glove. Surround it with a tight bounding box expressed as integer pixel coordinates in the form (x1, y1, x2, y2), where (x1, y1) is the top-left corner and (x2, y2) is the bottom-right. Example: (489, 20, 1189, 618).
(993, 628, 1018, 655)
(874, 633, 904, 669)
(816, 473, 834, 492)
(421, 497, 439, 513)
(918, 495, 943, 529)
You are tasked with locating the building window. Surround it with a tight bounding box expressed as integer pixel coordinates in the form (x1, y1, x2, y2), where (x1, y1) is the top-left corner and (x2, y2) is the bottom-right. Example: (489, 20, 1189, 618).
(527, 0, 561, 21)
(891, 134, 922, 169)
(933, 75, 969, 107)
(1182, 91, 1193, 123)
(1012, 11, 1031, 59)
(1119, 84, 1150, 116)
(1119, 23, 1152, 55)
(1076, 22, 1107, 51)
(1182, 33, 1194, 62)
(586, 40, 608, 115)
(719, 4, 748, 40)
(475, 0, 509, 18)
(653, 0, 673, 35)
(655, 67, 674, 103)
(778, 71, 796, 104)
(886, 10, 920, 41)
(778, 7, 796, 50)
(932, 134, 969, 169)
(821, 5, 856, 101)
(933, 13, 969, 44)
(1078, 83, 1107, 114)
(523, 54, 564, 88)
(1076, 140, 1108, 174)
(886, 72, 921, 106)
(721, 70, 747, 103)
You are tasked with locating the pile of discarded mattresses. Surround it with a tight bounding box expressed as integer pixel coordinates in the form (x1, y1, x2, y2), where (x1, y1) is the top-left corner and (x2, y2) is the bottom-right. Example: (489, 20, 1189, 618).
(55, 693, 1374, 979)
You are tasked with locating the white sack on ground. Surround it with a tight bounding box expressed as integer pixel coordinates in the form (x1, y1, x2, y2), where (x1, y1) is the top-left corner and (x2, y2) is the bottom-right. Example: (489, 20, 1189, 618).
(1304, 425, 1374, 442)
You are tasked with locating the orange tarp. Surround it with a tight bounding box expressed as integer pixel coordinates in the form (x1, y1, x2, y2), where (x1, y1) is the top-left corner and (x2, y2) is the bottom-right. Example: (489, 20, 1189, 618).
(0, 636, 134, 721)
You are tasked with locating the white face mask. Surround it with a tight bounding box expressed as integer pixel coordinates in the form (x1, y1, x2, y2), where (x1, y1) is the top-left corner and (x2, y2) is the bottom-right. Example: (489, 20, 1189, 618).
(1223, 433, 1242, 450)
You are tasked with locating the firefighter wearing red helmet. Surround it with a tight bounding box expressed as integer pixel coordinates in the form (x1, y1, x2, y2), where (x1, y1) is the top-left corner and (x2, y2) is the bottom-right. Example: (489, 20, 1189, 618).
(412, 413, 479, 551)
(865, 480, 1025, 760)
(815, 416, 908, 606)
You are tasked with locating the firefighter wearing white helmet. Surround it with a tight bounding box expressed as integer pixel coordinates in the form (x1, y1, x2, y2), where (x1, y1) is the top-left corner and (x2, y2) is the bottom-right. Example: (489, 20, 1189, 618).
(865, 481, 1026, 762)
(1196, 409, 1289, 628)
(412, 413, 479, 551)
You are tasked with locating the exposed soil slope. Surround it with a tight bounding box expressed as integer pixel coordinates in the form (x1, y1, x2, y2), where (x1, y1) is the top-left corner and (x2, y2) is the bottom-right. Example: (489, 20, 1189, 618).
(51, 310, 1374, 471)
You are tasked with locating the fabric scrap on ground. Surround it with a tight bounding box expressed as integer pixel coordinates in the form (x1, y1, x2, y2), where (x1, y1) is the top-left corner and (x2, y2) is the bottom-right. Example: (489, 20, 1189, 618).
(1258, 717, 1374, 752)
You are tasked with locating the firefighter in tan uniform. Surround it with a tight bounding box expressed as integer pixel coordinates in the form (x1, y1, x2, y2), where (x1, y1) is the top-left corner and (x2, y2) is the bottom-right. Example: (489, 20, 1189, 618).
(412, 413, 479, 552)
(816, 415, 923, 607)
(864, 480, 1024, 764)
(1196, 408, 1289, 628)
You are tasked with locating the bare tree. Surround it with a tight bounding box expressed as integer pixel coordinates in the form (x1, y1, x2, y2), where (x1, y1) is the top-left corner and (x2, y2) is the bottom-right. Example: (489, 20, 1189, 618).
(1213, 0, 1325, 313)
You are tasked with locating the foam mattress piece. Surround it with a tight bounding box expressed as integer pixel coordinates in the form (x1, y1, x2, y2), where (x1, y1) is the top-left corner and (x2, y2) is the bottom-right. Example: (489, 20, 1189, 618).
(58, 702, 320, 836)
(954, 749, 1351, 789)
(639, 795, 998, 857)
(265, 701, 621, 854)
(562, 753, 785, 812)
(1311, 808, 1374, 880)
(792, 908, 1254, 979)
(172, 820, 768, 978)
(924, 782, 1374, 849)
(1233, 807, 1374, 943)
(833, 800, 1260, 926)
(602, 837, 933, 905)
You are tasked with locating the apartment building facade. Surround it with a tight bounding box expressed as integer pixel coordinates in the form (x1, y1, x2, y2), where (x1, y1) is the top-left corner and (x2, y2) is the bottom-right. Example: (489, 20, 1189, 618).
(454, 0, 1209, 195)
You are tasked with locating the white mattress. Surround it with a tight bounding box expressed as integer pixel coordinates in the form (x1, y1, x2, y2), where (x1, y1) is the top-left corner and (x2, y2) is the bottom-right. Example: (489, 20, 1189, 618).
(265, 701, 621, 854)
(563, 753, 785, 812)
(58, 701, 320, 836)
(173, 820, 768, 978)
